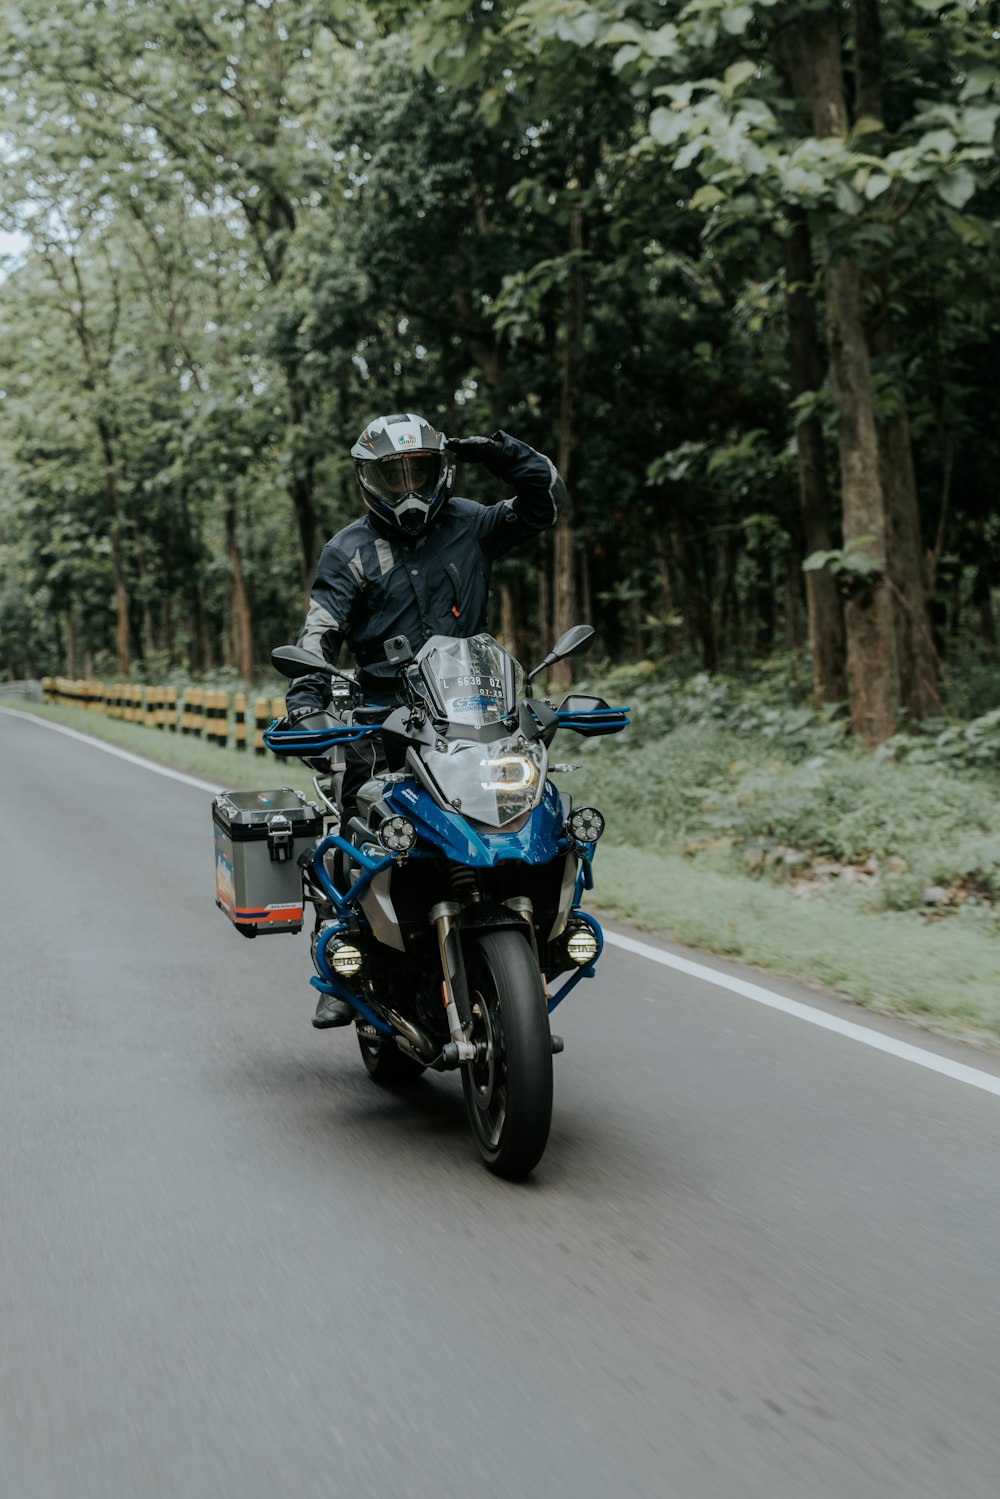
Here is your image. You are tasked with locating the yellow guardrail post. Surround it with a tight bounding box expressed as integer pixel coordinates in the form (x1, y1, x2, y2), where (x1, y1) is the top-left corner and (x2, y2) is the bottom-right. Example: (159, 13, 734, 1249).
(206, 689, 228, 748)
(233, 692, 247, 750)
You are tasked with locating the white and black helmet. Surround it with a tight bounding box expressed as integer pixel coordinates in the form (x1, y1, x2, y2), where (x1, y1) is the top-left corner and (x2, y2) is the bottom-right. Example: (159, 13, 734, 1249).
(351, 412, 455, 536)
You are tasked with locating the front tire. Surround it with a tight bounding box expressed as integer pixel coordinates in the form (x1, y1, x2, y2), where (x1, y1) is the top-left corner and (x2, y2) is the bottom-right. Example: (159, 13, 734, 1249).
(357, 1030, 425, 1085)
(462, 929, 553, 1180)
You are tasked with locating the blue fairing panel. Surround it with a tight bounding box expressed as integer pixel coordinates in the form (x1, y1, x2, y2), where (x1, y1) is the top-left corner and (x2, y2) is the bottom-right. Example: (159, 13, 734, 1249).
(386, 779, 565, 867)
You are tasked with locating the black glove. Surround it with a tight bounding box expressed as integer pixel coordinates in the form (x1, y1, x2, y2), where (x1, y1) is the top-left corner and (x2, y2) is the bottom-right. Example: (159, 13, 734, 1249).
(286, 702, 328, 726)
(444, 433, 504, 466)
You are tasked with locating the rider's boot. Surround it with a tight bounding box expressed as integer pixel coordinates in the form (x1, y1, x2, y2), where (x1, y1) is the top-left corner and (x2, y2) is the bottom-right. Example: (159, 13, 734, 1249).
(312, 994, 356, 1029)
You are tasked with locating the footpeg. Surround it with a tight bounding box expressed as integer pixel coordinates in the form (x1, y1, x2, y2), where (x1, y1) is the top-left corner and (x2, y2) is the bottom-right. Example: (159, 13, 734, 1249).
(551, 1034, 564, 1054)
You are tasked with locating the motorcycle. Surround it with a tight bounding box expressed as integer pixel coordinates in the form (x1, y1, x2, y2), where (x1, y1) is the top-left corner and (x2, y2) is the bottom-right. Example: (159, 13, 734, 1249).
(260, 625, 628, 1179)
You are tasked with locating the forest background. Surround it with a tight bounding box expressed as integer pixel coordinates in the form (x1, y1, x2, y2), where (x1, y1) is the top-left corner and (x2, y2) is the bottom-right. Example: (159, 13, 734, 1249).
(1, 0, 999, 1033)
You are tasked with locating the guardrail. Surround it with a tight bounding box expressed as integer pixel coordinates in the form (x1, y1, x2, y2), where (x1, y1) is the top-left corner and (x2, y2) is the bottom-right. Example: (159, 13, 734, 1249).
(40, 678, 286, 755)
(0, 679, 43, 702)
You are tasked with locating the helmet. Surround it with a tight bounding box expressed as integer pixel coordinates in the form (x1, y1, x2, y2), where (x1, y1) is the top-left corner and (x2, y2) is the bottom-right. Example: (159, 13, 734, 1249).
(351, 412, 454, 536)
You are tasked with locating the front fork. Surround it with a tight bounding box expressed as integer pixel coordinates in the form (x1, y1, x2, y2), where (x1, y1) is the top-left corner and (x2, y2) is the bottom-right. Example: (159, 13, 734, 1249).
(429, 901, 477, 1063)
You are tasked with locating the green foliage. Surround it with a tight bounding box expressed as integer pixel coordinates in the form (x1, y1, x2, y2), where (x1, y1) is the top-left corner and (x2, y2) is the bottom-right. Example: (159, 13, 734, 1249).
(0, 0, 997, 714)
(803, 535, 884, 587)
(879, 708, 1000, 770)
(567, 664, 1000, 923)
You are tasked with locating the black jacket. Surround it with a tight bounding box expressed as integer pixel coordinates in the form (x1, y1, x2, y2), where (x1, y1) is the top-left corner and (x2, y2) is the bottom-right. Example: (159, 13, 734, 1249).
(287, 430, 565, 709)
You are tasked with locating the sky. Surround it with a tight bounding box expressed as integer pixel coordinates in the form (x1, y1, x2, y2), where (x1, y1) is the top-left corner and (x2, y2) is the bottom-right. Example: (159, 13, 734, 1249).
(0, 228, 29, 262)
(0, 229, 29, 283)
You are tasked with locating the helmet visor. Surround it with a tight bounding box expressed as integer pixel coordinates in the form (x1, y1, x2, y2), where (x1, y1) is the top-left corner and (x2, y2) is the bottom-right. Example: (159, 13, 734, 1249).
(363, 452, 443, 508)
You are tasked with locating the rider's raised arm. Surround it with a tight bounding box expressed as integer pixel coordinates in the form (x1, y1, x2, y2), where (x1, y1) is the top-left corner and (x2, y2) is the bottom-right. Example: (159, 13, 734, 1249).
(449, 431, 566, 561)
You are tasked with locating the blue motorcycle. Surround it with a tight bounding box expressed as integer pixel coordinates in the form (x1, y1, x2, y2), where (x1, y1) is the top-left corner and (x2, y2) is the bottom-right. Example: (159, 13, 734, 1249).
(265, 625, 628, 1179)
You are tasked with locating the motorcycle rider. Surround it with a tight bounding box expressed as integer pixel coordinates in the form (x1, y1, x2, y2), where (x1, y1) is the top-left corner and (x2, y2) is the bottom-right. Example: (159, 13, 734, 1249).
(285, 411, 566, 1028)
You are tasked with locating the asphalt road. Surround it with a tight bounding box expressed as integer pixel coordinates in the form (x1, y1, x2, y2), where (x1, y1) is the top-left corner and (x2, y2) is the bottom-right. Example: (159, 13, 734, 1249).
(3, 708, 1000, 1499)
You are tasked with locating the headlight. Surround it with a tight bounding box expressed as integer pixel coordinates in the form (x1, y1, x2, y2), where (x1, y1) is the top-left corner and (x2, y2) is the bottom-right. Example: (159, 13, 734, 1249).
(568, 806, 605, 844)
(379, 815, 417, 853)
(565, 923, 600, 966)
(479, 755, 540, 791)
(329, 941, 364, 977)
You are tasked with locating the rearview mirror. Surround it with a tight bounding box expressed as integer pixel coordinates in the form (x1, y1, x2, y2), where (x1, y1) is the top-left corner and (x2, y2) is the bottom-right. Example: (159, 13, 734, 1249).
(271, 644, 337, 679)
(551, 624, 595, 661)
(527, 623, 596, 684)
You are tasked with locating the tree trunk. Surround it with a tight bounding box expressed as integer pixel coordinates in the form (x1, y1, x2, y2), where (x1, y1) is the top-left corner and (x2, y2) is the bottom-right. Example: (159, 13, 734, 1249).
(285, 371, 317, 594)
(675, 519, 717, 672)
(851, 0, 938, 721)
(785, 532, 805, 657)
(97, 420, 131, 677)
(718, 529, 741, 666)
(825, 260, 896, 745)
(851, 0, 884, 123)
(973, 566, 996, 653)
(630, 591, 644, 660)
(778, 6, 894, 744)
(538, 555, 551, 665)
(781, 211, 847, 705)
(876, 371, 940, 719)
(225, 495, 255, 681)
(580, 546, 594, 636)
(288, 470, 316, 597)
(550, 174, 586, 689)
(972, 520, 997, 654)
(755, 539, 776, 656)
(653, 531, 675, 622)
(499, 581, 516, 657)
(132, 519, 156, 661)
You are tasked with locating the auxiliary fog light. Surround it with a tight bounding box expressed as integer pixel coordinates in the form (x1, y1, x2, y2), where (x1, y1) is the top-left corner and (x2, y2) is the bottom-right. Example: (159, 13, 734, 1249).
(379, 815, 417, 854)
(568, 806, 605, 844)
(565, 923, 600, 967)
(329, 942, 364, 978)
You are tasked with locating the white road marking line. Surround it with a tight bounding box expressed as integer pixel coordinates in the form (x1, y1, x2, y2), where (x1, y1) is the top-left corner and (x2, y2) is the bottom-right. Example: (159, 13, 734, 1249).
(0, 707, 225, 792)
(7, 706, 1000, 1098)
(604, 930, 1000, 1099)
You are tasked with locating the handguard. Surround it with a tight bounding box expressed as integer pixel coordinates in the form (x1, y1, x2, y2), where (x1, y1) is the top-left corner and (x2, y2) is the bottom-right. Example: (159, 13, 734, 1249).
(262, 717, 383, 757)
(555, 706, 630, 737)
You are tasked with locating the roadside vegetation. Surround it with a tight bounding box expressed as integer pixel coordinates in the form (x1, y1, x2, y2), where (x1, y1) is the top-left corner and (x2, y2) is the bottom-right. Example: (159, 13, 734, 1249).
(565, 656, 1000, 1040)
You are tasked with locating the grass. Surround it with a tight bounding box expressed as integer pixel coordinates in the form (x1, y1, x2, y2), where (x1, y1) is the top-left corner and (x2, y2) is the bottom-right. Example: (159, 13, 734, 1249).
(590, 844, 1000, 1046)
(8, 693, 1000, 1045)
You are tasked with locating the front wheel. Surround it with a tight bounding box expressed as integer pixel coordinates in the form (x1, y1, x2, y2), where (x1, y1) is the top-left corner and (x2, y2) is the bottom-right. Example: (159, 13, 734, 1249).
(462, 929, 553, 1180)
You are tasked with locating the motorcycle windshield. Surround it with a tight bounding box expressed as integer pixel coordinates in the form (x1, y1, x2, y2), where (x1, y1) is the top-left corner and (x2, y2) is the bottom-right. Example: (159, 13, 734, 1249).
(418, 634, 524, 729)
(423, 734, 547, 828)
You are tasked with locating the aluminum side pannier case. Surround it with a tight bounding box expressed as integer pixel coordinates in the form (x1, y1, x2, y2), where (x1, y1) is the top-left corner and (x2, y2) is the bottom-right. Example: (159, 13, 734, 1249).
(213, 789, 322, 937)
